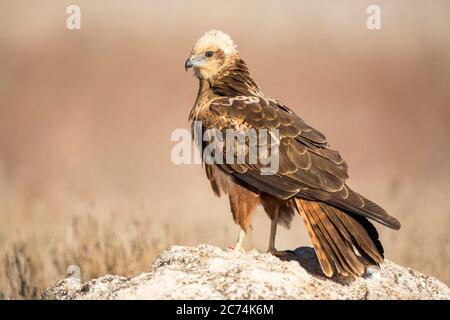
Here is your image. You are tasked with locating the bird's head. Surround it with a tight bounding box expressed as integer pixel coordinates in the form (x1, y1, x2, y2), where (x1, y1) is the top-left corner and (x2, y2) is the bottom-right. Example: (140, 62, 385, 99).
(185, 30, 239, 80)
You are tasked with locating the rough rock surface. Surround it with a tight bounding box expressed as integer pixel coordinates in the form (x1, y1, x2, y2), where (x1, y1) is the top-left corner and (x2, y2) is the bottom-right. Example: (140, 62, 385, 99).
(41, 244, 450, 300)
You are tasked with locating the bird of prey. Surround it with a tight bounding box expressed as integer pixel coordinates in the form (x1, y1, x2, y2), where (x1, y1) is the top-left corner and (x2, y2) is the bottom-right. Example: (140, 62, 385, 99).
(185, 30, 401, 277)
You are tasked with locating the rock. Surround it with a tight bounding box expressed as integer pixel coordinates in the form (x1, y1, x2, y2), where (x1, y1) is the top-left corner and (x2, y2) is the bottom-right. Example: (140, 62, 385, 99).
(41, 244, 450, 300)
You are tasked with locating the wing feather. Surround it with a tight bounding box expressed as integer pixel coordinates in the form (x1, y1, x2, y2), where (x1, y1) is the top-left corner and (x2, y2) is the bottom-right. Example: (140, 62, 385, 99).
(198, 96, 400, 229)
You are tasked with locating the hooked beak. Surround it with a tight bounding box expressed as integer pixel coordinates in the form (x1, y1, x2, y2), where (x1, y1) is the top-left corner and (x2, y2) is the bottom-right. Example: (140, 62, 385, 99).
(185, 55, 204, 71)
(185, 58, 193, 71)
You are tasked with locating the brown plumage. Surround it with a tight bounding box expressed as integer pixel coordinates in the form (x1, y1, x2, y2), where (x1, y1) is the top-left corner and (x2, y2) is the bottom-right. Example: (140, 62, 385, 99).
(186, 30, 400, 277)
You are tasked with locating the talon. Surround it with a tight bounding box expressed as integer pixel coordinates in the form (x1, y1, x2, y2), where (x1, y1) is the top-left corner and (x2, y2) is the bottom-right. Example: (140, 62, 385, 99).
(235, 246, 245, 253)
(268, 249, 288, 257)
(227, 244, 245, 253)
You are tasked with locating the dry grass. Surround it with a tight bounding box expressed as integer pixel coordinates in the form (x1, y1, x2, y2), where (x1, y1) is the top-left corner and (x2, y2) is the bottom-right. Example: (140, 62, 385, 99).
(0, 211, 186, 299)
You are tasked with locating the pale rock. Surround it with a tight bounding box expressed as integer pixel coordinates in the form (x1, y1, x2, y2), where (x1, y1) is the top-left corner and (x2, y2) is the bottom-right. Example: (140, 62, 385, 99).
(41, 244, 450, 300)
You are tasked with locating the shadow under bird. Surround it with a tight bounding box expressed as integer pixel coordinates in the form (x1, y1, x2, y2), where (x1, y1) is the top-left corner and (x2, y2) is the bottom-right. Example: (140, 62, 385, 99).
(185, 30, 401, 277)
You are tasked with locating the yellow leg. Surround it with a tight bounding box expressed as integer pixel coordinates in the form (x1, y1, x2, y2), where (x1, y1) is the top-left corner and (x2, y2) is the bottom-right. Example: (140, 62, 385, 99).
(229, 229, 246, 253)
(267, 205, 279, 253)
(234, 229, 246, 252)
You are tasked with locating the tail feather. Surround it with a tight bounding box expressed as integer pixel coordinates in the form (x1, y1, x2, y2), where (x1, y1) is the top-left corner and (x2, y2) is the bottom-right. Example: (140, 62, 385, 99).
(298, 200, 360, 276)
(320, 203, 384, 263)
(336, 210, 384, 263)
(295, 198, 384, 277)
(311, 203, 365, 276)
(351, 211, 384, 256)
(330, 187, 401, 230)
(307, 207, 351, 276)
(297, 200, 334, 277)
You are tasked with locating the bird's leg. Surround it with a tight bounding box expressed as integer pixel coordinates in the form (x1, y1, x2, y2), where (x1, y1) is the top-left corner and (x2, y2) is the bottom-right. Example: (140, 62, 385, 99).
(228, 228, 246, 253)
(267, 206, 290, 258)
(267, 205, 279, 253)
(234, 228, 246, 252)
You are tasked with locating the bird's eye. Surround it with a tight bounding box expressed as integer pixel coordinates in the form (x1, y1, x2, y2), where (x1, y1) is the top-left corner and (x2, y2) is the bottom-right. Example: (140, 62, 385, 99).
(205, 51, 214, 58)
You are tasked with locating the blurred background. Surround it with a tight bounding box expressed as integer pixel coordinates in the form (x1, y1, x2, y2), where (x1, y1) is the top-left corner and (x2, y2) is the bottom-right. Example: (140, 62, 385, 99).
(0, 0, 449, 299)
